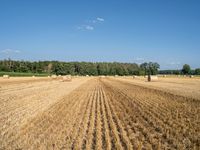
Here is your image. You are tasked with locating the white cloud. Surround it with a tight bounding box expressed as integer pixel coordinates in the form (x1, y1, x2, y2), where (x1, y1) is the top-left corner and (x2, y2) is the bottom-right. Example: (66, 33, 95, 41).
(97, 17, 104, 22)
(85, 25, 94, 30)
(77, 25, 94, 31)
(90, 17, 104, 23)
(76, 17, 104, 31)
(135, 57, 144, 61)
(0, 49, 21, 54)
(168, 62, 181, 65)
(133, 57, 145, 64)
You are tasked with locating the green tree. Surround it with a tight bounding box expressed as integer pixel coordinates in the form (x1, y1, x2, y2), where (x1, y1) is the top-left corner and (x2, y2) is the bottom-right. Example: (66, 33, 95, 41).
(140, 62, 160, 75)
(97, 63, 109, 75)
(182, 64, 191, 75)
(173, 70, 180, 75)
(195, 68, 200, 75)
(0, 59, 151, 76)
(148, 62, 160, 75)
(140, 62, 148, 75)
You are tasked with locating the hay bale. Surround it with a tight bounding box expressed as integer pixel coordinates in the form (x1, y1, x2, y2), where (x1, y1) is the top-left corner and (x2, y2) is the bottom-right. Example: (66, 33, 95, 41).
(74, 75, 79, 78)
(3, 75, 10, 79)
(51, 75, 57, 79)
(57, 75, 63, 79)
(189, 75, 194, 78)
(62, 75, 72, 82)
(32, 75, 35, 78)
(163, 75, 167, 77)
(133, 75, 137, 79)
(115, 75, 118, 77)
(147, 75, 158, 82)
(86, 75, 89, 77)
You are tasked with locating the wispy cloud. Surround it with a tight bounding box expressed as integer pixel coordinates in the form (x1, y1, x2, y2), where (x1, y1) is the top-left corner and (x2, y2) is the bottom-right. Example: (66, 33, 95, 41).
(0, 49, 21, 54)
(77, 25, 94, 31)
(96, 17, 104, 22)
(135, 57, 144, 61)
(133, 57, 145, 64)
(90, 17, 105, 23)
(162, 61, 182, 69)
(168, 62, 182, 69)
(167, 62, 181, 66)
(85, 25, 94, 30)
(76, 17, 104, 31)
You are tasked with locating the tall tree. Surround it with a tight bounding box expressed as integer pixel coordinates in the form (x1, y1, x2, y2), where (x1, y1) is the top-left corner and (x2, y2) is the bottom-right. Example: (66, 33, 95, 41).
(148, 62, 160, 75)
(140, 62, 148, 75)
(140, 62, 160, 75)
(182, 64, 191, 75)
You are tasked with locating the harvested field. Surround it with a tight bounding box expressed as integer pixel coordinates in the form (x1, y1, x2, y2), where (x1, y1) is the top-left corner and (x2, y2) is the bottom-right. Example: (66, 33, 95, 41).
(0, 77, 50, 86)
(0, 77, 199, 149)
(114, 76, 200, 100)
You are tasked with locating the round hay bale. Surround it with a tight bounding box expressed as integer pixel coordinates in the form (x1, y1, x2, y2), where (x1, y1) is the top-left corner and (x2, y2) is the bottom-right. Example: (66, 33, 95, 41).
(32, 75, 35, 78)
(3, 75, 10, 79)
(62, 75, 72, 82)
(57, 75, 63, 79)
(189, 75, 194, 78)
(163, 75, 167, 77)
(147, 75, 158, 82)
(133, 75, 137, 79)
(51, 75, 57, 79)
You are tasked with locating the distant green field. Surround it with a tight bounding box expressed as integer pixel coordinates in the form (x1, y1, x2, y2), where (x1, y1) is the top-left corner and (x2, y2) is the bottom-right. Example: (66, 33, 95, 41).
(0, 72, 49, 77)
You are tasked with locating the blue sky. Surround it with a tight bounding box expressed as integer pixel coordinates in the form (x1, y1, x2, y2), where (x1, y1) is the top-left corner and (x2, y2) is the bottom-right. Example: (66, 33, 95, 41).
(0, 0, 199, 69)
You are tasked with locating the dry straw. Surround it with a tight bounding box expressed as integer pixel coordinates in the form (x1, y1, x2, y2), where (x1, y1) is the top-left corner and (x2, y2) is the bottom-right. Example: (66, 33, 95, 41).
(147, 75, 158, 82)
(51, 75, 57, 79)
(163, 75, 167, 77)
(62, 75, 72, 82)
(3, 75, 10, 79)
(133, 75, 138, 79)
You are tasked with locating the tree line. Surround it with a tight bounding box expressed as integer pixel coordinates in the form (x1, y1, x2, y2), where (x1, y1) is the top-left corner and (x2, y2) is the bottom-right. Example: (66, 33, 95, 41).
(0, 59, 160, 76)
(159, 64, 200, 75)
(1, 59, 199, 76)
